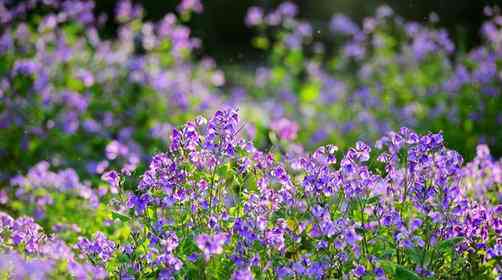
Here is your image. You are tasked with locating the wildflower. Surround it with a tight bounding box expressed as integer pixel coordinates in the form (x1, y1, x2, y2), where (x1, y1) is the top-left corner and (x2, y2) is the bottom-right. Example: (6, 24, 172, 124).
(195, 232, 228, 260)
(271, 118, 299, 141)
(353, 265, 366, 278)
(232, 266, 254, 280)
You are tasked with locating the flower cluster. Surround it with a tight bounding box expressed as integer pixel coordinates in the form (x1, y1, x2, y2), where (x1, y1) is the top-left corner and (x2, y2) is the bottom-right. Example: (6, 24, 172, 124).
(0, 0, 501, 279)
(101, 109, 501, 279)
(461, 144, 502, 205)
(240, 2, 502, 159)
(0, 0, 223, 182)
(0, 212, 108, 279)
(7, 161, 100, 229)
(76, 232, 116, 263)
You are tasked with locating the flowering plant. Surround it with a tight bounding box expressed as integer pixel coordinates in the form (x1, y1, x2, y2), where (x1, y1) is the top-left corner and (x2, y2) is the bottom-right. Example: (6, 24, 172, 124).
(240, 3, 502, 159)
(98, 109, 501, 279)
(0, 1, 501, 279)
(0, 0, 223, 181)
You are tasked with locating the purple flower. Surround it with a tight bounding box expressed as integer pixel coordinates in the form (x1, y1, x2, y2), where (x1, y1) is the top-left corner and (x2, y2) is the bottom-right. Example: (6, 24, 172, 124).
(344, 42, 366, 59)
(344, 227, 362, 246)
(76, 232, 115, 262)
(0, 33, 13, 54)
(195, 232, 228, 260)
(245, 7, 263, 26)
(353, 265, 366, 278)
(410, 218, 423, 231)
(276, 266, 293, 279)
(271, 118, 299, 141)
(277, 2, 298, 18)
(376, 5, 393, 18)
(411, 32, 436, 60)
(330, 14, 360, 35)
(232, 266, 254, 280)
(177, 0, 203, 14)
(0, 190, 7, 204)
(265, 228, 286, 251)
(12, 59, 38, 76)
(157, 253, 183, 272)
(101, 170, 120, 193)
(0, 252, 55, 280)
(127, 193, 152, 215)
(375, 267, 386, 279)
(115, 0, 143, 22)
(105, 140, 129, 160)
(68, 261, 107, 279)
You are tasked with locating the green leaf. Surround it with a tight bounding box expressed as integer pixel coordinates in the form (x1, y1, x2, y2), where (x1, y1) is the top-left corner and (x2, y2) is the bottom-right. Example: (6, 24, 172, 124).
(379, 260, 396, 274)
(285, 50, 304, 70)
(436, 237, 463, 254)
(365, 196, 380, 205)
(406, 248, 424, 264)
(300, 83, 320, 103)
(379, 261, 422, 280)
(117, 254, 130, 263)
(112, 211, 130, 222)
(395, 265, 421, 280)
(216, 163, 230, 178)
(252, 36, 269, 49)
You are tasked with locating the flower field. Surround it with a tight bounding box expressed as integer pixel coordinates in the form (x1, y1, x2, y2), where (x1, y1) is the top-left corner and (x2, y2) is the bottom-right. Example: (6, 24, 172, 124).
(0, 0, 501, 279)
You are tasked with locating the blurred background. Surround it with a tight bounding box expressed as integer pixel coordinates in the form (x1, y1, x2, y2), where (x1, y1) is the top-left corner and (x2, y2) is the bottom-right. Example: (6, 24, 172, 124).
(4, 0, 500, 162)
(94, 0, 501, 64)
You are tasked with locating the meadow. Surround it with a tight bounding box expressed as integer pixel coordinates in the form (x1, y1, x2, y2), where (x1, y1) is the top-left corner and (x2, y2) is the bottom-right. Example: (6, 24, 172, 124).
(0, 0, 501, 279)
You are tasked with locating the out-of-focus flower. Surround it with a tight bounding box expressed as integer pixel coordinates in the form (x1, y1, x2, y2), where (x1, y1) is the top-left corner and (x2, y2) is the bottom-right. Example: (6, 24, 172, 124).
(195, 232, 228, 260)
(271, 118, 299, 141)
